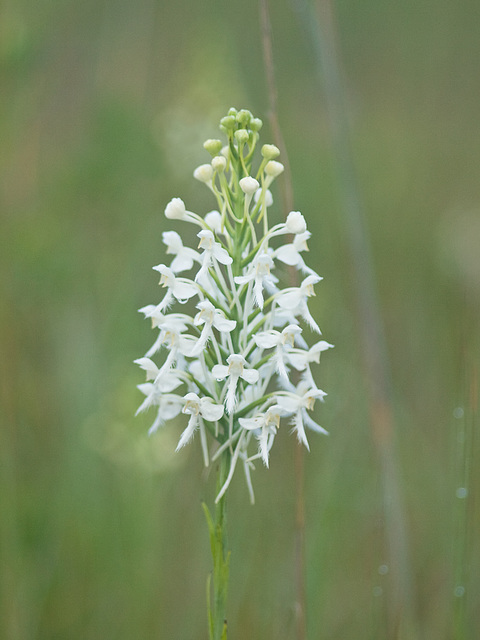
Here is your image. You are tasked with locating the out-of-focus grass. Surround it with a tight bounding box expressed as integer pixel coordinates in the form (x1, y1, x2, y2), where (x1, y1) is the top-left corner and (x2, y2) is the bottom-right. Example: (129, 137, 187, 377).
(1, 0, 479, 638)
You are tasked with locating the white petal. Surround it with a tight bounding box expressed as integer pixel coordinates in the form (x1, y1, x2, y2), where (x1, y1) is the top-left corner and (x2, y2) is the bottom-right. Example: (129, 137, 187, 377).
(213, 316, 236, 332)
(162, 230, 183, 252)
(200, 399, 224, 421)
(170, 252, 195, 273)
(287, 351, 308, 371)
(212, 364, 229, 380)
(303, 410, 329, 435)
(172, 280, 198, 302)
(239, 416, 264, 431)
(276, 395, 299, 413)
(212, 245, 233, 265)
(234, 272, 254, 285)
(254, 331, 280, 349)
(241, 368, 260, 384)
(160, 397, 184, 420)
(275, 244, 301, 266)
(134, 357, 159, 380)
(276, 290, 301, 310)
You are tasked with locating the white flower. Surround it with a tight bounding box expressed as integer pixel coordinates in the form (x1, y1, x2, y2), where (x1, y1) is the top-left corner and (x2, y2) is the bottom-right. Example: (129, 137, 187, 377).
(191, 300, 236, 356)
(234, 252, 275, 308)
(285, 211, 307, 235)
(138, 309, 192, 357)
(195, 230, 233, 283)
(276, 384, 328, 450)
(212, 156, 227, 172)
(265, 160, 284, 178)
(254, 188, 273, 207)
(212, 354, 259, 414)
(165, 197, 189, 220)
(239, 176, 260, 196)
(287, 340, 334, 371)
(254, 324, 303, 378)
(136, 386, 184, 434)
(239, 405, 283, 466)
(176, 392, 225, 451)
(274, 231, 311, 268)
(204, 210, 224, 233)
(275, 274, 323, 333)
(152, 264, 198, 310)
(193, 164, 214, 183)
(162, 231, 200, 273)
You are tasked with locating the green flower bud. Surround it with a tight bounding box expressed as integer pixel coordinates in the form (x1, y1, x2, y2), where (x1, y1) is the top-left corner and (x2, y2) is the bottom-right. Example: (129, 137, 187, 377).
(220, 115, 236, 133)
(234, 129, 249, 145)
(227, 107, 238, 117)
(250, 117, 263, 132)
(236, 109, 252, 127)
(203, 139, 223, 156)
(261, 144, 280, 160)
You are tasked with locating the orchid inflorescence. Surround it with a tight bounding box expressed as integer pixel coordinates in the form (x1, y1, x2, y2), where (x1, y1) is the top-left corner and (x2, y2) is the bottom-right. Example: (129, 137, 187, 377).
(136, 107, 333, 502)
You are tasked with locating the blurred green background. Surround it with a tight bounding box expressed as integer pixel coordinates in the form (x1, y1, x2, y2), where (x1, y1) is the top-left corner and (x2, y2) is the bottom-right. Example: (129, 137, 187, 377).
(1, 0, 479, 638)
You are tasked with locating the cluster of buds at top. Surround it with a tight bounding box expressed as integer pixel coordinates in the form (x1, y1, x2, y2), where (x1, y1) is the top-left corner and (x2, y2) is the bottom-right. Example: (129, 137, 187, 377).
(136, 107, 333, 502)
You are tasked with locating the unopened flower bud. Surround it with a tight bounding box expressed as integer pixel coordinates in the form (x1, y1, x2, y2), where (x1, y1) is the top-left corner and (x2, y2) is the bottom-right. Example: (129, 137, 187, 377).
(194, 164, 214, 183)
(239, 176, 260, 195)
(286, 211, 307, 234)
(236, 109, 252, 127)
(203, 139, 223, 156)
(265, 160, 284, 178)
(204, 210, 223, 232)
(234, 129, 249, 145)
(250, 117, 263, 132)
(165, 197, 187, 220)
(254, 188, 273, 207)
(227, 107, 238, 117)
(212, 156, 227, 172)
(220, 115, 236, 132)
(261, 144, 280, 160)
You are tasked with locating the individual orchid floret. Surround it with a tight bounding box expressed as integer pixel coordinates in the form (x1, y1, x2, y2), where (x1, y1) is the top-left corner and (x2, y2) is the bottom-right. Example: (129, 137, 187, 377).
(285, 211, 307, 235)
(164, 197, 202, 224)
(194, 164, 214, 184)
(274, 231, 311, 268)
(195, 229, 233, 284)
(212, 155, 227, 173)
(287, 340, 334, 371)
(204, 210, 224, 234)
(254, 324, 303, 378)
(234, 252, 275, 308)
(239, 405, 283, 467)
(275, 383, 328, 450)
(239, 176, 260, 196)
(162, 231, 200, 273)
(254, 188, 273, 208)
(275, 274, 323, 333)
(176, 392, 225, 452)
(212, 354, 260, 414)
(136, 385, 184, 435)
(264, 160, 284, 188)
(191, 300, 236, 356)
(152, 264, 198, 311)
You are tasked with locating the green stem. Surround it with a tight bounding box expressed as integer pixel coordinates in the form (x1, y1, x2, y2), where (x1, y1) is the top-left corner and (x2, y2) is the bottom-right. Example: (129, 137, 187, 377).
(203, 452, 231, 640)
